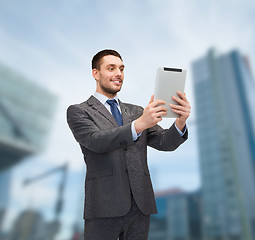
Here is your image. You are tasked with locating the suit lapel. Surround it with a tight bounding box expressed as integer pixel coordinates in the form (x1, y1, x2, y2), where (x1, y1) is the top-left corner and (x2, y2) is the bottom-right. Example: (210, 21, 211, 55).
(119, 100, 132, 125)
(87, 96, 132, 126)
(87, 96, 119, 127)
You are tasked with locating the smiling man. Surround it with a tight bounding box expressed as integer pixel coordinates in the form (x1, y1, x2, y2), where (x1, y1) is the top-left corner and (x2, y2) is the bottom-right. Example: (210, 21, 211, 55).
(67, 49, 190, 240)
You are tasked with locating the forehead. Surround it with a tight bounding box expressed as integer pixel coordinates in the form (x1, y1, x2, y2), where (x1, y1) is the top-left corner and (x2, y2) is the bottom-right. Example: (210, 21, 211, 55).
(100, 55, 123, 67)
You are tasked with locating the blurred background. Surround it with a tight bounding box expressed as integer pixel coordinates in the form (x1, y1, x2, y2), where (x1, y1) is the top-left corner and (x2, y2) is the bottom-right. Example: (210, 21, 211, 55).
(0, 0, 254, 240)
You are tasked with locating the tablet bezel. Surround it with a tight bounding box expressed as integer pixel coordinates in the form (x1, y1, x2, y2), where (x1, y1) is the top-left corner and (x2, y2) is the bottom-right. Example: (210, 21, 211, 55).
(154, 67, 186, 118)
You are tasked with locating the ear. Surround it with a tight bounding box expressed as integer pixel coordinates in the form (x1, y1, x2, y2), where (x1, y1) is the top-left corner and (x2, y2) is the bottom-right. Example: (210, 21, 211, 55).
(92, 68, 99, 81)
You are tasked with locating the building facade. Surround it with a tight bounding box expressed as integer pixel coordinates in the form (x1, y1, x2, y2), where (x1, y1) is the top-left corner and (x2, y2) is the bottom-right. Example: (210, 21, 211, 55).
(192, 49, 255, 240)
(149, 189, 202, 240)
(0, 63, 57, 171)
(0, 62, 57, 235)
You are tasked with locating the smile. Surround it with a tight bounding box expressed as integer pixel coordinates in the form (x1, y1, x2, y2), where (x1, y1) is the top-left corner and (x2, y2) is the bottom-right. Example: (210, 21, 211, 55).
(111, 79, 122, 84)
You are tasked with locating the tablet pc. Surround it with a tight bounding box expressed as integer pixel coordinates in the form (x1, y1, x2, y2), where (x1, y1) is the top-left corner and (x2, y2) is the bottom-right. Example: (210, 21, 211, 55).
(154, 67, 186, 118)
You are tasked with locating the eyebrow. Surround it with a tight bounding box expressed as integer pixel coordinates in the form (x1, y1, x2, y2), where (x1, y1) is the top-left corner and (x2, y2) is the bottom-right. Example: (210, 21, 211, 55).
(107, 64, 125, 68)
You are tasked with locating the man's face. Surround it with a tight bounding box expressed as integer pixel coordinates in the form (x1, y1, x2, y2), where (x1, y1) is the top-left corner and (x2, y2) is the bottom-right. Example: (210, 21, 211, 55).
(93, 55, 124, 98)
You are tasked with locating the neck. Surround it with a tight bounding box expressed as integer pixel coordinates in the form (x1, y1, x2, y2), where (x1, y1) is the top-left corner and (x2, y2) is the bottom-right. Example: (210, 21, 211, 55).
(96, 90, 117, 99)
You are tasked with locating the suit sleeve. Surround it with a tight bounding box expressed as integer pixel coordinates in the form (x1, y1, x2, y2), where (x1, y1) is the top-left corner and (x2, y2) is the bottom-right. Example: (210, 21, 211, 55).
(67, 105, 135, 153)
(133, 105, 188, 151)
(146, 122, 188, 151)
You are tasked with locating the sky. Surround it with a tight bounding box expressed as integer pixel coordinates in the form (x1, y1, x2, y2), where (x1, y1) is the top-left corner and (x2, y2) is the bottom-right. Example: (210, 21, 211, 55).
(0, 0, 255, 239)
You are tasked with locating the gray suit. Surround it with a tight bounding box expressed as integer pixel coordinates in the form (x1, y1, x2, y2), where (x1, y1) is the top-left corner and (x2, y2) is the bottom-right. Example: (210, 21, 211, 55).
(67, 95, 188, 220)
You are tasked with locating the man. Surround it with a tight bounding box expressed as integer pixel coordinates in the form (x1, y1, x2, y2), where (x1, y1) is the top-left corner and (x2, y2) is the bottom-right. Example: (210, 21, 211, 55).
(67, 49, 190, 240)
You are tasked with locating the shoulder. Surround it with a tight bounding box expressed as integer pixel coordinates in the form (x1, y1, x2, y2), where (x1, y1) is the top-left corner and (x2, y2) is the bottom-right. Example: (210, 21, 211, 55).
(67, 96, 93, 118)
(121, 102, 143, 112)
(67, 102, 87, 113)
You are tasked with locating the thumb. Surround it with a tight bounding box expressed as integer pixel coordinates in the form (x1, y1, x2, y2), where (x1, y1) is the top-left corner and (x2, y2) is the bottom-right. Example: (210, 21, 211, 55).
(149, 95, 154, 104)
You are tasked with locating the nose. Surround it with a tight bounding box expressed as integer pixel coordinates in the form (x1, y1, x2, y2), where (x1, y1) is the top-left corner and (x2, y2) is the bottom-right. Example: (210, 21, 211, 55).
(115, 68, 122, 76)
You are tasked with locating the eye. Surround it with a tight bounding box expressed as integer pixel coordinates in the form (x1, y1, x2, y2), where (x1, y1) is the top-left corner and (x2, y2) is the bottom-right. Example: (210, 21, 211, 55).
(120, 68, 124, 72)
(109, 67, 114, 71)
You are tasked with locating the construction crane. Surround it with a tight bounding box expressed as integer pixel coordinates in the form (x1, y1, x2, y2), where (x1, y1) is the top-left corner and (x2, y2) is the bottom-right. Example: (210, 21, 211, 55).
(23, 163, 68, 240)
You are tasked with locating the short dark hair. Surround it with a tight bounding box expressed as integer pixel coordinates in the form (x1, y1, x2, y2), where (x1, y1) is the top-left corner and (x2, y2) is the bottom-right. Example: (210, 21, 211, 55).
(92, 49, 122, 69)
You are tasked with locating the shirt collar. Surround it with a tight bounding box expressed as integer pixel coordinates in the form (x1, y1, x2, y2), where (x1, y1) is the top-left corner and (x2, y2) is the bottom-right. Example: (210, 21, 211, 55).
(94, 92, 119, 106)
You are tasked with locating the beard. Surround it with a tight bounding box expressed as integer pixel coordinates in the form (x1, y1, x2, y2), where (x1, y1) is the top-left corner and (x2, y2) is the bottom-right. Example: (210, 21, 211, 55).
(100, 83, 122, 95)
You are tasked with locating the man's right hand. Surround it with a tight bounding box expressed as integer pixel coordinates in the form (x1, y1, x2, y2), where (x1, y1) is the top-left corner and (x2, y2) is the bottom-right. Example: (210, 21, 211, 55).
(134, 95, 168, 134)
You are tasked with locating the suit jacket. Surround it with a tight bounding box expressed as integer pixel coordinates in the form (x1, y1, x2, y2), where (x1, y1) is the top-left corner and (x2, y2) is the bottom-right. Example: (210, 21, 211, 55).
(67, 95, 188, 220)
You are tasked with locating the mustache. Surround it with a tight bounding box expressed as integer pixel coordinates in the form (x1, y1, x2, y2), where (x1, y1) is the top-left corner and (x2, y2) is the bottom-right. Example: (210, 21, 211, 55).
(111, 77, 122, 81)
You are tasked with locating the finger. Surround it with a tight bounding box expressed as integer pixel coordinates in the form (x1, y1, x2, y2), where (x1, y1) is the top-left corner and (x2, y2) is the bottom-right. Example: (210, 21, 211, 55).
(172, 96, 186, 106)
(177, 91, 188, 102)
(171, 108, 190, 118)
(170, 103, 190, 110)
(154, 111, 167, 118)
(154, 105, 168, 113)
(170, 104, 189, 112)
(177, 91, 184, 98)
(151, 99, 166, 108)
(149, 95, 154, 104)
(172, 96, 191, 108)
(155, 116, 163, 123)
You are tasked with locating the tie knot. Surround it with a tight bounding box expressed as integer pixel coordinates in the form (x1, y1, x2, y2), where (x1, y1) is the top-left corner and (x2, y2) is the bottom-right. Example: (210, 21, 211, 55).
(107, 99, 118, 106)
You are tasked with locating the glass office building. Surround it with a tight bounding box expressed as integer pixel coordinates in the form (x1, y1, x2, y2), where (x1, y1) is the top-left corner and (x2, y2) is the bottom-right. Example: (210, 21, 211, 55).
(192, 49, 255, 240)
(149, 189, 202, 240)
(0, 63, 57, 171)
(0, 169, 10, 209)
(0, 168, 11, 234)
(0, 62, 57, 235)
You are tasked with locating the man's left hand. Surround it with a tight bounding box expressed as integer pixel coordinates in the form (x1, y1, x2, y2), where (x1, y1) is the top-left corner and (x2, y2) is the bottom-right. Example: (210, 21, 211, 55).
(170, 91, 191, 132)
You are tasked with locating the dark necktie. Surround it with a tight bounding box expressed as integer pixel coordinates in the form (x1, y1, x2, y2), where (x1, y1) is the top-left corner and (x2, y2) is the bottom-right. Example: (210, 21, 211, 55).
(106, 99, 123, 126)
